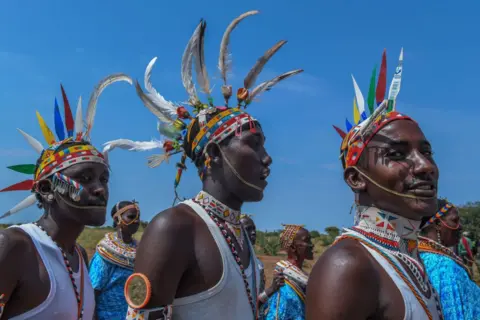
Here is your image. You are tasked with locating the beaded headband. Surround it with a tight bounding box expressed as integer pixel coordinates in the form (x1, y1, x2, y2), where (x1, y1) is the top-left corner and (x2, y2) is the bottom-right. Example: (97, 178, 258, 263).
(113, 203, 140, 220)
(333, 49, 414, 168)
(103, 11, 303, 200)
(422, 202, 454, 229)
(0, 75, 132, 219)
(280, 224, 304, 250)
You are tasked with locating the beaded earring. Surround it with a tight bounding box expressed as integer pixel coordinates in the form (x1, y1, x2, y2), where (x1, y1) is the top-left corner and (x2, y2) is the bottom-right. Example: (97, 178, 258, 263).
(436, 228, 442, 244)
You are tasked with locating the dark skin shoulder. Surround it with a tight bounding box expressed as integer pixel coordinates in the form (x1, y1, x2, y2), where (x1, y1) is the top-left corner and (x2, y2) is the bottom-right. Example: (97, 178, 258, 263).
(306, 239, 380, 320)
(134, 203, 222, 309)
(0, 228, 50, 318)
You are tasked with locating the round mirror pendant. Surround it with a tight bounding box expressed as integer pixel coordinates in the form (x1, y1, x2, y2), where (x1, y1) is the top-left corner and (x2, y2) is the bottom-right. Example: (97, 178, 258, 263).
(124, 273, 151, 309)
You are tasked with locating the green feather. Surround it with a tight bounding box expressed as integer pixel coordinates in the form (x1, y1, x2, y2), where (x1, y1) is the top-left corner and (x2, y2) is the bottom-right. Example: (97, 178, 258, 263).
(367, 65, 377, 115)
(7, 164, 36, 175)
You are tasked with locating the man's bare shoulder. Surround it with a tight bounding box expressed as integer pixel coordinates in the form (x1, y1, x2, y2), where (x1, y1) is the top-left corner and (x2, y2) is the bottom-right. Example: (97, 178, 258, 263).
(0, 228, 33, 271)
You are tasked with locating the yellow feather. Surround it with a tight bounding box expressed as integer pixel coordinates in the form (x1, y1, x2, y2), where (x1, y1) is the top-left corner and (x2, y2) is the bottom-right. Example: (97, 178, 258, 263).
(353, 97, 360, 125)
(36, 111, 56, 145)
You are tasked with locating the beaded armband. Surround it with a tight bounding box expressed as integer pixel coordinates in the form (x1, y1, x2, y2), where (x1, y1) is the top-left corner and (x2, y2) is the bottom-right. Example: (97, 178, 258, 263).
(126, 305, 173, 320)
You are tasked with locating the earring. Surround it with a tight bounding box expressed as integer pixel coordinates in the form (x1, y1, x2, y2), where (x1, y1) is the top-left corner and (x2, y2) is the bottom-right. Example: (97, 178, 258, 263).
(205, 155, 211, 169)
(436, 228, 442, 244)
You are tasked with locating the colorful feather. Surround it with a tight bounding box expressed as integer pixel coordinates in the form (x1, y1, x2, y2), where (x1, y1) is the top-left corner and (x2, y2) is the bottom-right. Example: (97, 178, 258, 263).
(7, 164, 36, 175)
(103, 139, 164, 153)
(367, 65, 377, 115)
(54, 98, 65, 141)
(345, 118, 353, 132)
(17, 129, 43, 153)
(0, 194, 37, 219)
(193, 20, 211, 95)
(387, 48, 404, 112)
(353, 96, 360, 125)
(35, 111, 56, 145)
(351, 75, 366, 120)
(376, 50, 387, 105)
(61, 84, 74, 137)
(218, 10, 259, 85)
(244, 40, 287, 90)
(144, 57, 177, 123)
(85, 73, 133, 138)
(181, 20, 203, 106)
(247, 69, 304, 103)
(75, 96, 83, 140)
(333, 125, 346, 139)
(0, 180, 34, 192)
(358, 99, 388, 138)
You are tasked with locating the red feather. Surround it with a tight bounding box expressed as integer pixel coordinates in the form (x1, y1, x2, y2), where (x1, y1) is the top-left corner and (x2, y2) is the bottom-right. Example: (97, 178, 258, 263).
(333, 125, 346, 139)
(376, 49, 387, 105)
(61, 84, 75, 136)
(0, 180, 34, 192)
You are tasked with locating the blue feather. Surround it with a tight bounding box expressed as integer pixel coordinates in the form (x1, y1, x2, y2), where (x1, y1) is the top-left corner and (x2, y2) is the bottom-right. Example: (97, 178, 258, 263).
(54, 98, 65, 141)
(345, 118, 353, 132)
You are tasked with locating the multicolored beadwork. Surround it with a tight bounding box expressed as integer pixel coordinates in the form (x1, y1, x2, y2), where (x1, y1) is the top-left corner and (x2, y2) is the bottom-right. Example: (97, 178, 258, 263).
(421, 203, 454, 229)
(97, 232, 137, 270)
(279, 224, 304, 250)
(34, 222, 84, 320)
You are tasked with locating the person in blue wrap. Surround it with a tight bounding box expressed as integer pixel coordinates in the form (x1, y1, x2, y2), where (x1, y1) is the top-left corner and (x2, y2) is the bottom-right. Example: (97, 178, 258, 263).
(89, 200, 140, 320)
(264, 224, 314, 320)
(419, 198, 480, 320)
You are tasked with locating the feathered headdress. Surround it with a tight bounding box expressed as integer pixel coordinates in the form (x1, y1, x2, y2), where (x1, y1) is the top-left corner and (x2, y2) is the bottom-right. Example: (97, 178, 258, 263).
(104, 11, 303, 201)
(333, 48, 411, 168)
(0, 75, 132, 219)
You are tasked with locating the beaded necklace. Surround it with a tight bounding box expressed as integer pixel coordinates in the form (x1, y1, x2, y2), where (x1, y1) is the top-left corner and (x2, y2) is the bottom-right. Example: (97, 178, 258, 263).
(34, 222, 84, 320)
(418, 236, 472, 278)
(193, 192, 256, 317)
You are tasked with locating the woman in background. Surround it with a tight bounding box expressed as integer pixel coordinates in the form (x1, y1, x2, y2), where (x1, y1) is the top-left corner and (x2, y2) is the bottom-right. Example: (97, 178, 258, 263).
(89, 200, 140, 320)
(419, 199, 480, 320)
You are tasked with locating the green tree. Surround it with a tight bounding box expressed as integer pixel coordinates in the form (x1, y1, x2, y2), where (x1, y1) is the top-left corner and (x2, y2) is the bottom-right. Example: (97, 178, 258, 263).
(458, 202, 480, 239)
(310, 230, 321, 238)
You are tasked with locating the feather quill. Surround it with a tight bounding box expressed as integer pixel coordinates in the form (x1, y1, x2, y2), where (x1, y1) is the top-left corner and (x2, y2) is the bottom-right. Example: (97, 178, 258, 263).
(333, 125, 346, 139)
(7, 164, 36, 175)
(367, 65, 377, 115)
(85, 73, 133, 138)
(17, 129, 43, 153)
(357, 99, 388, 138)
(351, 75, 366, 120)
(144, 57, 177, 123)
(135, 81, 175, 123)
(193, 20, 211, 95)
(387, 48, 404, 112)
(60, 85, 74, 137)
(0, 194, 37, 220)
(247, 69, 303, 103)
(376, 50, 387, 105)
(181, 21, 203, 106)
(345, 118, 353, 132)
(0, 180, 34, 192)
(244, 40, 287, 90)
(218, 10, 259, 85)
(353, 96, 360, 125)
(36, 111, 56, 145)
(103, 139, 164, 153)
(54, 98, 66, 141)
(147, 154, 169, 168)
(157, 121, 181, 139)
(75, 96, 83, 140)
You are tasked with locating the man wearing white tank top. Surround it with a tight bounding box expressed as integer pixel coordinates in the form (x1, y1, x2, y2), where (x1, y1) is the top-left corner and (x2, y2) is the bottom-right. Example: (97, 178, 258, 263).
(0, 76, 132, 319)
(103, 11, 303, 320)
(307, 51, 444, 319)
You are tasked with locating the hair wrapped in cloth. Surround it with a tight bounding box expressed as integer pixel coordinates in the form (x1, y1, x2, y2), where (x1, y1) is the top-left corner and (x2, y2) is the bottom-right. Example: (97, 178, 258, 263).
(333, 48, 415, 169)
(103, 11, 303, 204)
(280, 224, 304, 250)
(0, 76, 132, 219)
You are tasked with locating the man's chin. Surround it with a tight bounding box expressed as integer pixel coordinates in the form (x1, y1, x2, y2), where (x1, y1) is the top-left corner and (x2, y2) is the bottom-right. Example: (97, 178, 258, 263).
(83, 208, 107, 226)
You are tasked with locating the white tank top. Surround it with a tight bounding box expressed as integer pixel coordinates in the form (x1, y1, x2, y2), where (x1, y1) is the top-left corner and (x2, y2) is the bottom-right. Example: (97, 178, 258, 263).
(173, 200, 263, 320)
(342, 230, 442, 320)
(8, 223, 95, 320)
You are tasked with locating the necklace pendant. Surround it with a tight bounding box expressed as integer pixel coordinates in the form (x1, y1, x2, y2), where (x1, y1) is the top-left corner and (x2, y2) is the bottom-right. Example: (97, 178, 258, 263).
(226, 222, 244, 250)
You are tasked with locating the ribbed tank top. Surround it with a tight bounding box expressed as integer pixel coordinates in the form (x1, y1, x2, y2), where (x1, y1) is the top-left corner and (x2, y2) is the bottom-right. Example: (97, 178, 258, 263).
(172, 200, 263, 320)
(8, 223, 95, 320)
(342, 229, 442, 320)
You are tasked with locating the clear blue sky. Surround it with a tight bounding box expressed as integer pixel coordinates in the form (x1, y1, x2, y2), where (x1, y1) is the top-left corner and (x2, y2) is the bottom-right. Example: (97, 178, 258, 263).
(1, 0, 479, 232)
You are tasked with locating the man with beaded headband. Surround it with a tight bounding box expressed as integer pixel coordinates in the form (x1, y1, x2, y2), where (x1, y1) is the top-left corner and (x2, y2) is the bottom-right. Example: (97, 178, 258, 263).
(0, 75, 132, 319)
(263, 224, 313, 320)
(104, 10, 302, 320)
(306, 50, 444, 319)
(419, 199, 480, 319)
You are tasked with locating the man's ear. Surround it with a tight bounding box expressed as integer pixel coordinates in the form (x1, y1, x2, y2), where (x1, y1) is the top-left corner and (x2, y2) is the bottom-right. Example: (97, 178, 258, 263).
(205, 142, 222, 167)
(344, 167, 367, 192)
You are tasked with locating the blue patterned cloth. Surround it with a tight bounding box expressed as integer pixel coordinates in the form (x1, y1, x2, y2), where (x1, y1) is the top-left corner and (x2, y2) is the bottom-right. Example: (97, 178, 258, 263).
(264, 283, 305, 320)
(420, 252, 480, 320)
(89, 252, 133, 320)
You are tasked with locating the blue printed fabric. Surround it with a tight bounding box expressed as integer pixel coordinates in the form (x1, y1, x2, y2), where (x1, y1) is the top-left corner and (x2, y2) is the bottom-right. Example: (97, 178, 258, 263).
(420, 252, 480, 320)
(265, 284, 305, 320)
(89, 252, 133, 320)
